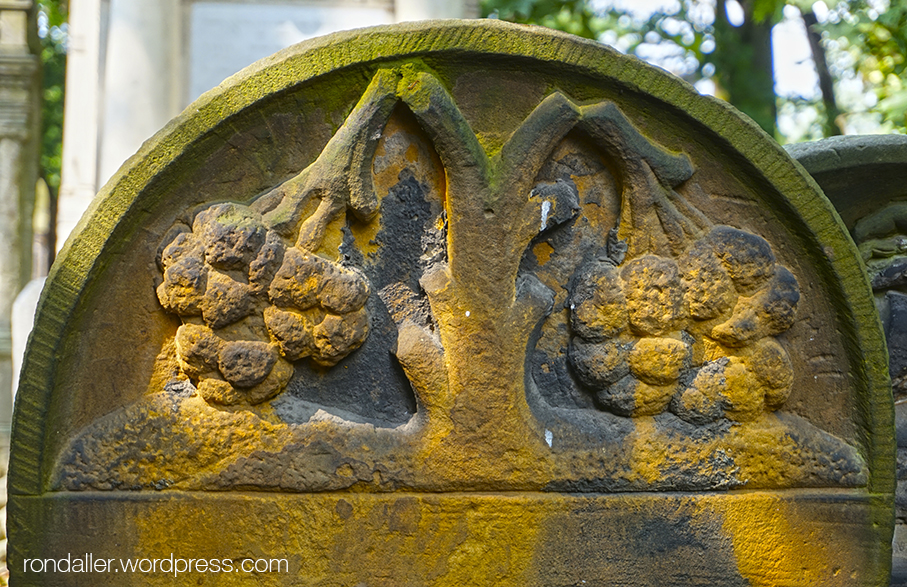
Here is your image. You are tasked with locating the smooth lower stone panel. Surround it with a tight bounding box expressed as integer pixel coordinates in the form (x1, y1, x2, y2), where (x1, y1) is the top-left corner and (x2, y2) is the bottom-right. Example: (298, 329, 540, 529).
(9, 490, 892, 586)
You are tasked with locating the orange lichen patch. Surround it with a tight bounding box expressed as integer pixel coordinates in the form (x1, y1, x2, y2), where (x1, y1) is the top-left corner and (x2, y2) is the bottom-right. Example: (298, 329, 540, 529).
(433, 163, 447, 212)
(408, 496, 544, 585)
(534, 308, 569, 357)
(627, 417, 735, 484)
(632, 381, 677, 416)
(532, 241, 554, 266)
(570, 262, 628, 340)
(687, 333, 707, 366)
(711, 494, 870, 586)
(746, 338, 794, 409)
(314, 212, 347, 262)
(405, 143, 419, 163)
(621, 408, 867, 489)
(579, 199, 613, 237)
(348, 217, 382, 259)
(353, 106, 447, 258)
(628, 417, 669, 484)
(621, 256, 686, 336)
(720, 357, 764, 422)
(147, 337, 183, 394)
(349, 115, 399, 258)
(702, 337, 739, 361)
(413, 403, 549, 490)
(174, 323, 221, 379)
(293, 195, 321, 237)
(411, 397, 547, 490)
(628, 337, 689, 385)
(720, 415, 805, 487)
(680, 242, 737, 320)
(130, 493, 548, 586)
(26, 490, 887, 586)
(197, 377, 244, 405)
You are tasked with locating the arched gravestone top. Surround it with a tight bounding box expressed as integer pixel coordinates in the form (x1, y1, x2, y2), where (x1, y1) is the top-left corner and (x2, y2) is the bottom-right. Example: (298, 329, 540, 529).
(787, 134, 907, 230)
(10, 19, 894, 586)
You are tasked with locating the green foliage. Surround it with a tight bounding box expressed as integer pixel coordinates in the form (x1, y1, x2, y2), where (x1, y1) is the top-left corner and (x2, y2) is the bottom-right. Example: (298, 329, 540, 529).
(485, 0, 784, 134)
(483, 0, 907, 140)
(481, 0, 615, 39)
(825, 1, 907, 131)
(752, 0, 785, 23)
(38, 1, 68, 193)
(712, 0, 779, 134)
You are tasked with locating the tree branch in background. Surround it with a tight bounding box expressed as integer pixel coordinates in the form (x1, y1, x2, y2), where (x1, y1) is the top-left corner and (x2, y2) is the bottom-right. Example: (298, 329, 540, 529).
(38, 1, 68, 270)
(802, 10, 842, 137)
(712, 0, 778, 136)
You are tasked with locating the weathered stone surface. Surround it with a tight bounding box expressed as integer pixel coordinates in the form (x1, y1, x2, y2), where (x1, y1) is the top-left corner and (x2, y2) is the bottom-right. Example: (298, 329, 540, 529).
(621, 255, 686, 336)
(217, 341, 277, 388)
(628, 336, 690, 385)
(680, 240, 736, 320)
(786, 134, 907, 231)
(195, 203, 267, 270)
(10, 21, 893, 586)
(569, 261, 628, 341)
(568, 338, 630, 387)
(9, 491, 891, 586)
(268, 247, 323, 309)
(789, 134, 907, 584)
(173, 323, 220, 378)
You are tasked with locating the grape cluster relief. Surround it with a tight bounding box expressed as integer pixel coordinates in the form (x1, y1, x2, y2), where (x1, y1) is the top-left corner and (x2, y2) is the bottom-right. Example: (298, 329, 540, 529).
(568, 226, 799, 422)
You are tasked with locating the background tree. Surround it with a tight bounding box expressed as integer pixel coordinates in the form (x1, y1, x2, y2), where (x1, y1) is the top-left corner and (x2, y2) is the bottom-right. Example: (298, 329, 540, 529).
(824, 1, 907, 132)
(483, 0, 905, 141)
(37, 0, 68, 265)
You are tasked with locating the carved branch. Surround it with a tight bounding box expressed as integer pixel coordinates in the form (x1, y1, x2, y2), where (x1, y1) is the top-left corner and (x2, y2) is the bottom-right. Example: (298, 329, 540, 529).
(578, 102, 702, 257)
(498, 92, 581, 192)
(250, 70, 715, 426)
(397, 69, 491, 194)
(502, 93, 583, 267)
(259, 69, 401, 246)
(395, 320, 451, 428)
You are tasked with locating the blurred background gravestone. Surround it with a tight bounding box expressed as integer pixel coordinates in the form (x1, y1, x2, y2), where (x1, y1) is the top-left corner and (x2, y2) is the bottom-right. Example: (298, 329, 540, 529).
(0, 1, 40, 582)
(55, 0, 478, 249)
(788, 135, 907, 585)
(7, 20, 895, 586)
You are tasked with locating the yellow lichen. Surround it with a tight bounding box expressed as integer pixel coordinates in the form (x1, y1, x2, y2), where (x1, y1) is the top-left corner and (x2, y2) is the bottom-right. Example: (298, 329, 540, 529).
(532, 242, 554, 266)
(628, 417, 670, 483)
(712, 494, 867, 586)
(721, 357, 764, 422)
(628, 336, 689, 385)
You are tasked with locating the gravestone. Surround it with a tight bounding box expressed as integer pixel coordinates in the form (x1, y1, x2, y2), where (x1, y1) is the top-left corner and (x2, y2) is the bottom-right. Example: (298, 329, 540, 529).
(9, 20, 894, 586)
(788, 134, 907, 584)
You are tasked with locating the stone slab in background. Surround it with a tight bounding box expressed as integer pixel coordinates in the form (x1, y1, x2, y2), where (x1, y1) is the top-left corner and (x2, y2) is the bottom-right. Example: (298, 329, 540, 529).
(786, 135, 907, 231)
(789, 134, 907, 586)
(9, 20, 894, 586)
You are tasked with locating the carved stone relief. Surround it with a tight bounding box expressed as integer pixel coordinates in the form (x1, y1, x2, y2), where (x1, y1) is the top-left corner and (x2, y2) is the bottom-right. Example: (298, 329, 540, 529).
(10, 22, 893, 587)
(53, 67, 863, 493)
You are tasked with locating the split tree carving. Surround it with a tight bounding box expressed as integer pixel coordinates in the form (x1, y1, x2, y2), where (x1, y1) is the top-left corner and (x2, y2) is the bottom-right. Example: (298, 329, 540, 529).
(57, 65, 861, 493)
(158, 66, 799, 428)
